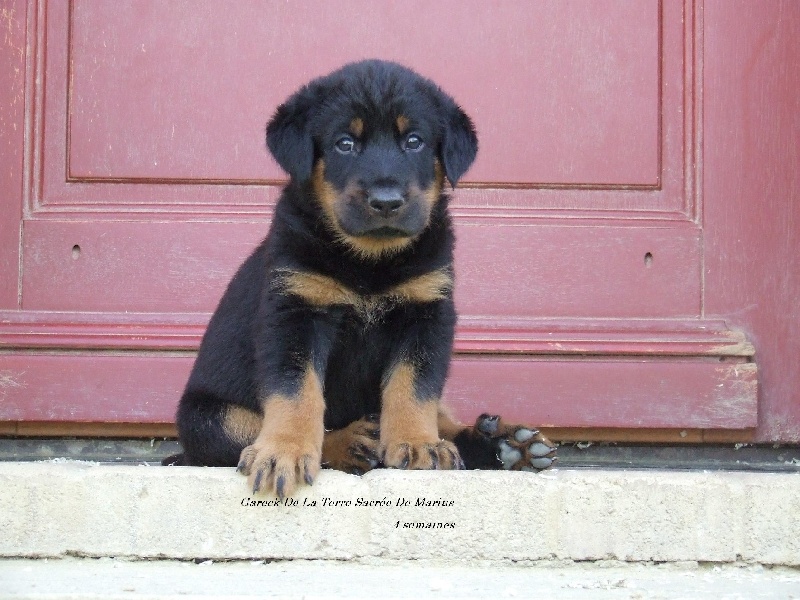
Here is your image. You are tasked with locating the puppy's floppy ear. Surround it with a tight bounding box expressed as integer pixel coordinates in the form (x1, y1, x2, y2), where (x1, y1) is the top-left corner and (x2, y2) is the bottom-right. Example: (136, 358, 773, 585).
(440, 102, 478, 188)
(266, 85, 318, 182)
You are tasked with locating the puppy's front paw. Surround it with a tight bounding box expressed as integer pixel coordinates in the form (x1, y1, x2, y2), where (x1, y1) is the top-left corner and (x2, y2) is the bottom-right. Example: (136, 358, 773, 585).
(237, 436, 321, 499)
(382, 439, 464, 470)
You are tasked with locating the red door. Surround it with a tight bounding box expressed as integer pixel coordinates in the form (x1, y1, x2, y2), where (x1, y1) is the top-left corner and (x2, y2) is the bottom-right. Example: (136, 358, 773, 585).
(1, 1, 797, 443)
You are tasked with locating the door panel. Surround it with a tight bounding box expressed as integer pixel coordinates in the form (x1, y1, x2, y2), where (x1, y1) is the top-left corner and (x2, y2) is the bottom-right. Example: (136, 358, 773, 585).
(453, 224, 701, 318)
(447, 358, 757, 429)
(21, 221, 701, 318)
(65, 0, 659, 186)
(0, 354, 756, 431)
(0, 355, 191, 421)
(21, 221, 264, 312)
(41, 0, 682, 212)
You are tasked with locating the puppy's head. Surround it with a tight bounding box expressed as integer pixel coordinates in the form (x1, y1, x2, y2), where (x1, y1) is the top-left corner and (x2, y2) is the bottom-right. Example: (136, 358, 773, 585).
(266, 60, 478, 258)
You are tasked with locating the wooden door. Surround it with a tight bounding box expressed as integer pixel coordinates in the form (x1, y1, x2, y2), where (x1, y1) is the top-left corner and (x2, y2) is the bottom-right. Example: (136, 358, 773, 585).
(1, 1, 796, 443)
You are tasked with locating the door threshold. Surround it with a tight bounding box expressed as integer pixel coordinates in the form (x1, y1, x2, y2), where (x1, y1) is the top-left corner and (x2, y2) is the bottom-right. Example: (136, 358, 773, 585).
(0, 438, 797, 473)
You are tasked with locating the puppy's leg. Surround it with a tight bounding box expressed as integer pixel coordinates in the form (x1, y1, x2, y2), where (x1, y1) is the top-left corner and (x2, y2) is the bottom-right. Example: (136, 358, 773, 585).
(439, 408, 557, 471)
(380, 362, 463, 470)
(378, 301, 462, 470)
(237, 365, 325, 499)
(170, 390, 261, 467)
(235, 292, 341, 498)
(321, 414, 381, 475)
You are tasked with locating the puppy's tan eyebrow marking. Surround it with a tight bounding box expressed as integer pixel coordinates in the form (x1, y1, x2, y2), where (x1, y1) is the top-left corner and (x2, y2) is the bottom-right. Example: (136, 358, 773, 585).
(396, 115, 410, 134)
(349, 117, 364, 137)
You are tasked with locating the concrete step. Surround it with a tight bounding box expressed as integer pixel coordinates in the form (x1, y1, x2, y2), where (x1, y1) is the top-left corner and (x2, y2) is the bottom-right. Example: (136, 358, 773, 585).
(3, 557, 800, 599)
(1, 461, 799, 566)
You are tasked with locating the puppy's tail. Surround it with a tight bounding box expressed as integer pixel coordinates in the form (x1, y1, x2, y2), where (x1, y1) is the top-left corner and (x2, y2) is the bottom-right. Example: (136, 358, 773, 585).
(161, 453, 187, 466)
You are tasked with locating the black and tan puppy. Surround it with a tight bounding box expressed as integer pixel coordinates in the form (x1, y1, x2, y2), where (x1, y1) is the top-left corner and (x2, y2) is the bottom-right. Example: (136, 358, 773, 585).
(170, 60, 556, 498)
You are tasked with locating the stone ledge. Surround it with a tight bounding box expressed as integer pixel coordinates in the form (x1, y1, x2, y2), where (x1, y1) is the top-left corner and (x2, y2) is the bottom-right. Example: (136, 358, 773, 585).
(1, 462, 798, 565)
(4, 558, 800, 600)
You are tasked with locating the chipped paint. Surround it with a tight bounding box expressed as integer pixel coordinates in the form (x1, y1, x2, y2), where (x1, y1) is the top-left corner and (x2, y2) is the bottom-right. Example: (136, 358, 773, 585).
(0, 370, 24, 401)
(0, 371, 22, 388)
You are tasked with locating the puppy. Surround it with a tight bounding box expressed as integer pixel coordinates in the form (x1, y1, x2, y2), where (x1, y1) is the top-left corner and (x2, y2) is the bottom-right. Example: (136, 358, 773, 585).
(169, 60, 556, 498)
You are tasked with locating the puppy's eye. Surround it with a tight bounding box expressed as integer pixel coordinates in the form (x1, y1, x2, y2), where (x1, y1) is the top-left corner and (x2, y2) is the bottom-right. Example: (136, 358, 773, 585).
(403, 134, 424, 152)
(335, 136, 356, 154)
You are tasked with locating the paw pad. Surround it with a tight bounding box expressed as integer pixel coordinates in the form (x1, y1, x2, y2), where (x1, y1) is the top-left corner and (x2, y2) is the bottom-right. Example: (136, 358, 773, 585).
(475, 414, 557, 472)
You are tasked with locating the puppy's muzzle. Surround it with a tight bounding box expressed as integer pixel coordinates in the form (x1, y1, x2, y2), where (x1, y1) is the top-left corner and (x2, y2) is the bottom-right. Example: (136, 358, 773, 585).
(367, 186, 406, 219)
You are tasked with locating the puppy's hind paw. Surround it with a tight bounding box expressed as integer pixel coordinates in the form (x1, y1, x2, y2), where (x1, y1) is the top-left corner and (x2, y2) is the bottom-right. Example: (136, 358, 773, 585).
(475, 414, 557, 472)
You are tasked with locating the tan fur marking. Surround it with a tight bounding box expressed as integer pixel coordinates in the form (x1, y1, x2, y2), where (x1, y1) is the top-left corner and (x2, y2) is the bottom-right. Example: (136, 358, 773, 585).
(311, 160, 340, 228)
(222, 405, 262, 446)
(344, 235, 414, 259)
(437, 405, 467, 441)
(276, 268, 452, 319)
(415, 158, 444, 209)
(396, 115, 410, 134)
(276, 270, 361, 307)
(321, 417, 380, 473)
(349, 117, 364, 137)
(387, 268, 453, 303)
(257, 368, 326, 440)
(380, 363, 438, 445)
(321, 427, 357, 470)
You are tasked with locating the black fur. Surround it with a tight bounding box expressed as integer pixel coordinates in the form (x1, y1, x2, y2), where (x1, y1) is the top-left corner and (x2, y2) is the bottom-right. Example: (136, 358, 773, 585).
(172, 60, 478, 468)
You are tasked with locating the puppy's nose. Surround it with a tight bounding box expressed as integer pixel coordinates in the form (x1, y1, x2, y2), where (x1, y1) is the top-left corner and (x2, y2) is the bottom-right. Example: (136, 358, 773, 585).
(367, 187, 405, 218)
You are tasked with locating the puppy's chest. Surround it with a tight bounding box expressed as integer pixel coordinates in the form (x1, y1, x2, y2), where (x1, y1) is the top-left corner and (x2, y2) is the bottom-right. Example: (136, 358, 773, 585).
(274, 267, 452, 324)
